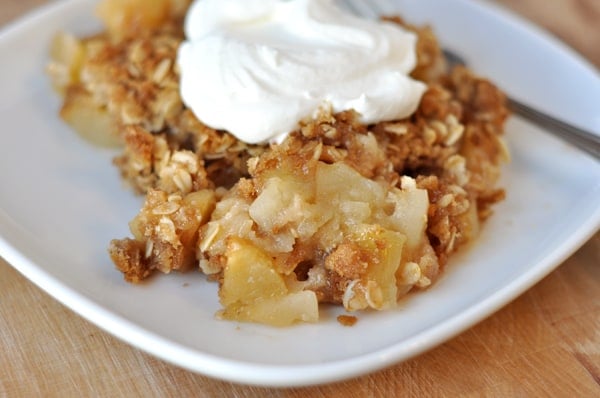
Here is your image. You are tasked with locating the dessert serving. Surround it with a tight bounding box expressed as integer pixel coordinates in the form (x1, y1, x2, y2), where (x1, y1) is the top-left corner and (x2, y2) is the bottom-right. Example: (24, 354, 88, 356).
(47, 0, 509, 326)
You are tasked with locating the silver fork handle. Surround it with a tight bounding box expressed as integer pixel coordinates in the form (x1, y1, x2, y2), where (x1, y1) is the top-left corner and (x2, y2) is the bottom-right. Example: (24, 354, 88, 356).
(507, 98, 600, 160)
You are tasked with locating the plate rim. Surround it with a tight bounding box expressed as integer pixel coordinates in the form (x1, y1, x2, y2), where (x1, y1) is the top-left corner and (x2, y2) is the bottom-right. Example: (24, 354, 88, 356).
(1, 0, 599, 387)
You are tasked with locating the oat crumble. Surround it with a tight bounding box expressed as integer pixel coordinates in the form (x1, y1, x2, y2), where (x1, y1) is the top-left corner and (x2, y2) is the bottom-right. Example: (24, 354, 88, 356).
(48, 0, 509, 326)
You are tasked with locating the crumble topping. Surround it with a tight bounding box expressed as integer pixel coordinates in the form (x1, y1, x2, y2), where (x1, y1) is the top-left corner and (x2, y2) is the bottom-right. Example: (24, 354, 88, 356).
(48, 0, 509, 326)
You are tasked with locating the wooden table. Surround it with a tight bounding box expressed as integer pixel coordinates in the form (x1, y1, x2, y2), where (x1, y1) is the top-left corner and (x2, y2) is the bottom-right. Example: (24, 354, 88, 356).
(1, 1, 599, 396)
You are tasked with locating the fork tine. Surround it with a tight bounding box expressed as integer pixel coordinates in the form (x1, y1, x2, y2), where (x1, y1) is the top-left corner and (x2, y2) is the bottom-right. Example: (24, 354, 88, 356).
(370, 0, 397, 15)
(341, 0, 397, 19)
(341, 0, 361, 16)
(342, 0, 379, 19)
(339, 0, 355, 13)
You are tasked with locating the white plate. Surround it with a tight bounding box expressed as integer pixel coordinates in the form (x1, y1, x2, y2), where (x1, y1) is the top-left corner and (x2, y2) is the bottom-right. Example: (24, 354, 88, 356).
(1, 0, 599, 387)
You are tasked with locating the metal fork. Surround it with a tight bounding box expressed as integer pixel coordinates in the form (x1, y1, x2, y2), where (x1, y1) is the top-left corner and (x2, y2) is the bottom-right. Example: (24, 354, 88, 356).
(343, 0, 600, 160)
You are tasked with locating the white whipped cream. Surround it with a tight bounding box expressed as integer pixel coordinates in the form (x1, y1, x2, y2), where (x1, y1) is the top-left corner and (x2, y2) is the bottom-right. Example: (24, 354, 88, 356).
(177, 0, 426, 144)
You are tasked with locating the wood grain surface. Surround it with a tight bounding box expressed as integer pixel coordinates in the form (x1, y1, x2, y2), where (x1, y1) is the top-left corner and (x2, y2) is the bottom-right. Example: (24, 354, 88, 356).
(1, 1, 599, 396)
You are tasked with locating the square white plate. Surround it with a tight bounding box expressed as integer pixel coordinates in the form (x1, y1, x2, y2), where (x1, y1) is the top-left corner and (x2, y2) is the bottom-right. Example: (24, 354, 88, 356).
(1, 0, 599, 387)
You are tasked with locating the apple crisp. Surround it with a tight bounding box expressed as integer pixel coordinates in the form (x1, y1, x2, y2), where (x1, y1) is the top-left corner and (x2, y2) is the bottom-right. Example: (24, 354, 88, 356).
(48, 0, 509, 326)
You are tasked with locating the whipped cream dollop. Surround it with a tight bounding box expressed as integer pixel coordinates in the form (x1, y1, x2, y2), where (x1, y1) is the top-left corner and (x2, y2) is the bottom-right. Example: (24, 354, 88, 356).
(177, 0, 426, 144)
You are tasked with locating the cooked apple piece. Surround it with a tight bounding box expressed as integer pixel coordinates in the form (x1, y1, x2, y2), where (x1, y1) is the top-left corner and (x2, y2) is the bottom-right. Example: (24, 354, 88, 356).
(220, 238, 318, 326)
(340, 226, 405, 311)
(386, 178, 429, 251)
(221, 291, 318, 327)
(60, 87, 122, 147)
(47, 32, 84, 93)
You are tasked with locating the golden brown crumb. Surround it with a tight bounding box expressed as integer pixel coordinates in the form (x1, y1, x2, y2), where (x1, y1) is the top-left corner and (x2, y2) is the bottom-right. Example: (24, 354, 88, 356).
(382, 16, 447, 83)
(109, 189, 216, 280)
(337, 315, 358, 327)
(109, 238, 149, 283)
